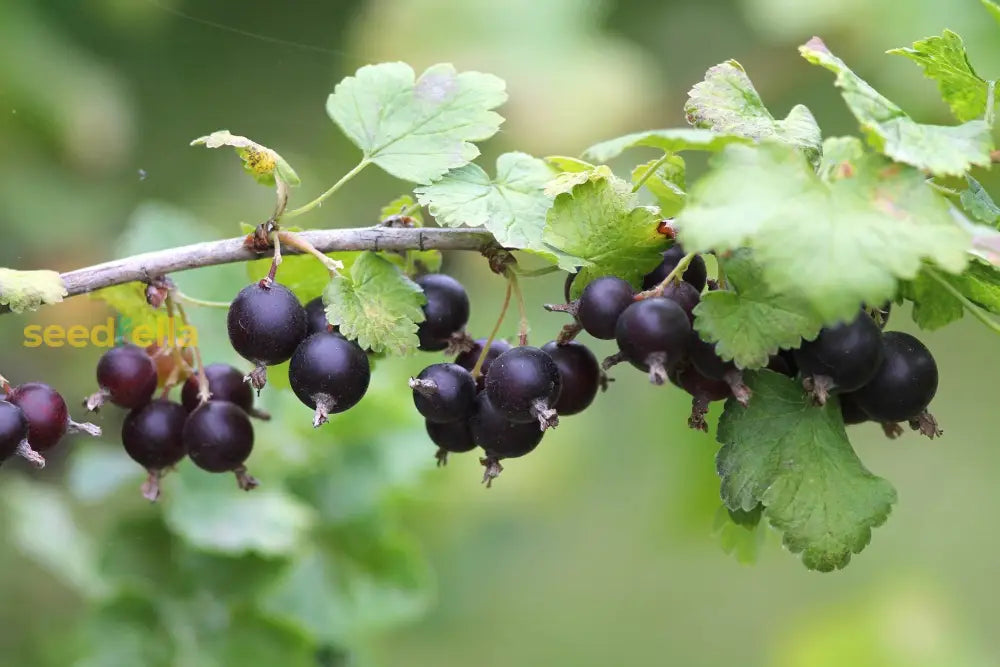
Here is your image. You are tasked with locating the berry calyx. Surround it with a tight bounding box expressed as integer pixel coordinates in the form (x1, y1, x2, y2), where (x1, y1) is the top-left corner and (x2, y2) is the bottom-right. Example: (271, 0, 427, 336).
(688, 335, 751, 406)
(121, 399, 187, 500)
(614, 297, 691, 385)
(0, 400, 44, 467)
(227, 281, 307, 391)
(641, 244, 708, 292)
(576, 276, 635, 340)
(426, 419, 476, 466)
(541, 340, 600, 416)
(410, 363, 477, 423)
(183, 400, 257, 490)
(87, 343, 158, 411)
(289, 331, 371, 427)
(454, 337, 513, 389)
(672, 364, 731, 431)
(8, 382, 101, 452)
(485, 346, 562, 430)
(470, 393, 544, 487)
(181, 364, 269, 420)
(794, 312, 883, 403)
(415, 274, 470, 351)
(852, 331, 938, 424)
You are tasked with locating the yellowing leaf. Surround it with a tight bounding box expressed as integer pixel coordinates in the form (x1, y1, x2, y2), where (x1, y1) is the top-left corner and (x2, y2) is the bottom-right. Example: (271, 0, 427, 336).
(191, 130, 301, 187)
(0, 268, 67, 313)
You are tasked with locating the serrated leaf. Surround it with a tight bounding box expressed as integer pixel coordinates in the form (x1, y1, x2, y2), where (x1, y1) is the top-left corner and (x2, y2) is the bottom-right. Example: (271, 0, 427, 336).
(684, 60, 822, 165)
(544, 155, 594, 173)
(632, 156, 687, 217)
(888, 30, 993, 123)
(0, 268, 66, 312)
(961, 175, 1000, 227)
(323, 251, 426, 355)
(677, 141, 971, 322)
(163, 464, 315, 556)
(693, 251, 823, 368)
(800, 37, 993, 176)
(191, 130, 300, 186)
(716, 371, 897, 571)
(415, 152, 554, 254)
(542, 168, 666, 288)
(582, 128, 751, 163)
(327, 62, 506, 184)
(816, 135, 867, 180)
(905, 260, 1000, 329)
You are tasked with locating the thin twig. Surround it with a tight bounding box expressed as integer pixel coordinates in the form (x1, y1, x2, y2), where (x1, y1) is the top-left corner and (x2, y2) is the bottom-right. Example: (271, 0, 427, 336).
(471, 281, 513, 379)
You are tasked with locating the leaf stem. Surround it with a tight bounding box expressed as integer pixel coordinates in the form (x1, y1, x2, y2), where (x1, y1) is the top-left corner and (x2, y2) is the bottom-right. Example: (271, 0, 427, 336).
(174, 291, 230, 309)
(471, 281, 512, 379)
(276, 231, 344, 276)
(632, 152, 672, 193)
(283, 158, 371, 220)
(636, 251, 697, 299)
(507, 270, 530, 345)
(926, 180, 962, 199)
(925, 266, 1000, 335)
(514, 265, 560, 278)
(172, 299, 210, 402)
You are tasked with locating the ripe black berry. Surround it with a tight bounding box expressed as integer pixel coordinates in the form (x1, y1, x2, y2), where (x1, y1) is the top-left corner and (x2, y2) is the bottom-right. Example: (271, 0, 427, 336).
(688, 335, 751, 405)
(470, 393, 544, 487)
(672, 364, 731, 432)
(227, 281, 307, 389)
(661, 281, 701, 323)
(305, 296, 335, 336)
(642, 244, 708, 292)
(485, 347, 562, 430)
(8, 382, 100, 451)
(410, 363, 477, 423)
(794, 312, 883, 402)
(577, 276, 634, 340)
(289, 331, 371, 427)
(181, 364, 268, 419)
(183, 400, 257, 489)
(426, 419, 476, 466)
(541, 341, 600, 415)
(839, 392, 869, 425)
(0, 400, 42, 467)
(88, 343, 158, 411)
(416, 274, 470, 351)
(122, 399, 187, 500)
(454, 338, 512, 389)
(852, 332, 938, 423)
(614, 297, 691, 384)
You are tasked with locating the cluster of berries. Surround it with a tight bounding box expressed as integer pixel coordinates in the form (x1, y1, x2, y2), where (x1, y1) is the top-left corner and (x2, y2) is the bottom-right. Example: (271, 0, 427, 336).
(0, 382, 100, 469)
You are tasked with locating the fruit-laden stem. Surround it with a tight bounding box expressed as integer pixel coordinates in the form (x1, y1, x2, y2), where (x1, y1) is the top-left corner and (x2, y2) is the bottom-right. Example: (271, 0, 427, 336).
(141, 469, 164, 502)
(530, 398, 559, 431)
(408, 378, 440, 398)
(556, 322, 583, 345)
(234, 465, 259, 491)
(16, 440, 45, 468)
(276, 231, 344, 276)
(173, 300, 210, 404)
(601, 351, 626, 371)
(479, 455, 504, 488)
(67, 419, 102, 437)
(472, 281, 513, 379)
(722, 369, 752, 407)
(909, 411, 942, 439)
(645, 352, 669, 385)
(507, 271, 530, 346)
(635, 251, 697, 300)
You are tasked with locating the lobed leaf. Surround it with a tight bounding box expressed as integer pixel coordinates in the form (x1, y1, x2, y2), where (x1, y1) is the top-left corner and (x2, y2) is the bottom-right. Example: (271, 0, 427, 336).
(905, 260, 1000, 329)
(582, 128, 750, 163)
(961, 175, 1000, 227)
(631, 156, 687, 218)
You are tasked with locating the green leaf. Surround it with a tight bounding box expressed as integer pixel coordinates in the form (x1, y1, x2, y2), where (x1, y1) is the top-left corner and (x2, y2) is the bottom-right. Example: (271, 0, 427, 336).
(327, 62, 507, 184)
(163, 464, 315, 556)
(323, 251, 426, 355)
(67, 445, 138, 502)
(799, 37, 993, 176)
(76, 594, 174, 667)
(888, 30, 992, 122)
(631, 156, 687, 217)
(677, 141, 970, 322)
(983, 0, 1000, 27)
(712, 504, 766, 565)
(716, 371, 897, 571)
(544, 155, 594, 173)
(960, 175, 1000, 227)
(246, 254, 336, 303)
(379, 194, 423, 224)
(905, 260, 1000, 329)
(684, 60, 822, 165)
(542, 167, 666, 288)
(415, 152, 554, 253)
(191, 130, 300, 186)
(91, 282, 168, 337)
(0, 268, 66, 312)
(693, 251, 823, 368)
(582, 128, 751, 163)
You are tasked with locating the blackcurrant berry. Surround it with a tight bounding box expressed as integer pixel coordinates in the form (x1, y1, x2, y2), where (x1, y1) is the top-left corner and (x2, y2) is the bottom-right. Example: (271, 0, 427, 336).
(454, 338, 512, 389)
(289, 331, 371, 427)
(470, 392, 544, 487)
(305, 296, 335, 336)
(767, 350, 798, 377)
(0, 400, 42, 467)
(541, 341, 600, 415)
(661, 281, 701, 323)
(577, 276, 634, 340)
(410, 363, 477, 423)
(794, 312, 883, 402)
(642, 244, 708, 292)
(614, 297, 691, 384)
(485, 346, 562, 430)
(227, 281, 307, 390)
(183, 400, 257, 489)
(87, 343, 158, 411)
(852, 332, 938, 423)
(426, 418, 476, 466)
(839, 392, 869, 425)
(181, 364, 268, 420)
(688, 334, 750, 405)
(122, 399, 187, 500)
(8, 382, 100, 452)
(672, 364, 731, 432)
(416, 274, 470, 351)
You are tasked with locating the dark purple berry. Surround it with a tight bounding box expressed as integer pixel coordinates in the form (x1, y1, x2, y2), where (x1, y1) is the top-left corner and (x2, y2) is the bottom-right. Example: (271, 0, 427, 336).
(289, 332, 370, 427)
(767, 351, 798, 377)
(426, 419, 476, 466)
(305, 296, 336, 336)
(0, 400, 40, 466)
(416, 274, 470, 351)
(227, 282, 307, 388)
(454, 338, 512, 389)
(90, 344, 158, 410)
(642, 244, 707, 292)
(794, 312, 883, 399)
(839, 392, 869, 425)
(541, 341, 600, 415)
(183, 401, 257, 489)
(672, 364, 731, 432)
(410, 363, 477, 423)
(8, 382, 69, 451)
(470, 393, 544, 458)
(852, 332, 938, 423)
(577, 276, 634, 340)
(688, 335, 750, 405)
(661, 281, 701, 323)
(122, 399, 187, 500)
(181, 364, 263, 419)
(614, 297, 691, 384)
(485, 347, 562, 430)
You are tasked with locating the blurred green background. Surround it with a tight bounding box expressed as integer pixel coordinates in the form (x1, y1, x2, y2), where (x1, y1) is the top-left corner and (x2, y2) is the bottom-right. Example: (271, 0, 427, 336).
(2, 0, 1000, 665)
